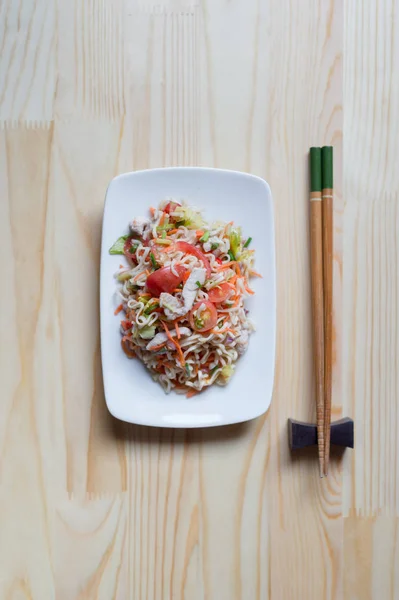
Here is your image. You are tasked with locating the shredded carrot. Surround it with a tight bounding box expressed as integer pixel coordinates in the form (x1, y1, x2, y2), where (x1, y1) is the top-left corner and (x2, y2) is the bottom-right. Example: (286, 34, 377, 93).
(250, 270, 263, 278)
(216, 261, 238, 271)
(161, 245, 174, 253)
(235, 263, 242, 276)
(133, 271, 146, 282)
(150, 207, 155, 217)
(183, 270, 191, 283)
(145, 269, 150, 276)
(159, 212, 165, 226)
(174, 315, 186, 324)
(168, 229, 179, 235)
(210, 326, 235, 334)
(119, 264, 124, 269)
(162, 321, 185, 366)
(148, 340, 167, 352)
(174, 319, 181, 339)
(160, 360, 174, 369)
(186, 389, 199, 399)
(121, 339, 136, 358)
(173, 288, 181, 293)
(114, 304, 123, 315)
(245, 285, 255, 295)
(196, 230, 204, 238)
(223, 221, 234, 235)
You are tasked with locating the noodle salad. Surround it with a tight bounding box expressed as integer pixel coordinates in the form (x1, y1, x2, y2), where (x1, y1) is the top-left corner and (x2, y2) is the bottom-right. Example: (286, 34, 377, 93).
(109, 199, 261, 397)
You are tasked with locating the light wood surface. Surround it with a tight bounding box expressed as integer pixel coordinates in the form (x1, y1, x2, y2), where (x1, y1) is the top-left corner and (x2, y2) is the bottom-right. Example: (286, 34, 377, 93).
(0, 0, 398, 598)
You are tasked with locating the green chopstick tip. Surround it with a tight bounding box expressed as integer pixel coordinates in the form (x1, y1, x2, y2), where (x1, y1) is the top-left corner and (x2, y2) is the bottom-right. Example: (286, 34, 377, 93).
(321, 146, 333, 189)
(309, 147, 322, 192)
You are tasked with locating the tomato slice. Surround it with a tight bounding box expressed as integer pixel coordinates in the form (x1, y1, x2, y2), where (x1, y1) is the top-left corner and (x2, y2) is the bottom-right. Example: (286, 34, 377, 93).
(146, 265, 187, 296)
(163, 201, 181, 214)
(189, 301, 218, 333)
(207, 283, 232, 304)
(123, 237, 139, 263)
(172, 242, 211, 277)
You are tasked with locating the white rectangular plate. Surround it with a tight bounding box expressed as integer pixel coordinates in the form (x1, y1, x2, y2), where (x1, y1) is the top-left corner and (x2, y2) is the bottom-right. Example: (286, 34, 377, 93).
(100, 167, 276, 427)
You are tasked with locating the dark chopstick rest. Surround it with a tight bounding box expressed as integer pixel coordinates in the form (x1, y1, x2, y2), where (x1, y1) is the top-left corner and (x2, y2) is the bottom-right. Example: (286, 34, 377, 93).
(288, 417, 354, 452)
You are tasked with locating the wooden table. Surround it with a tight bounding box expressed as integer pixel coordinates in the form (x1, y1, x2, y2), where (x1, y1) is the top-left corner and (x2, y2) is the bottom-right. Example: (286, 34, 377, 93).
(0, 1, 397, 598)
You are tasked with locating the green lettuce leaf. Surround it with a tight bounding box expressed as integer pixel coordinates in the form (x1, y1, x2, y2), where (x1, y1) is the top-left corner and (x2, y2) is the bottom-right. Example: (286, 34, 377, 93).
(109, 235, 128, 254)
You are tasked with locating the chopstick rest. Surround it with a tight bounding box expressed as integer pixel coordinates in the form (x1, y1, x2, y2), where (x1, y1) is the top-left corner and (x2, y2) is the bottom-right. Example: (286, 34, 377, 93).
(288, 418, 354, 452)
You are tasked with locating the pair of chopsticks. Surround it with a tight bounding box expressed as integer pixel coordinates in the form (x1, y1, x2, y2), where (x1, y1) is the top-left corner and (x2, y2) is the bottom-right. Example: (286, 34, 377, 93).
(309, 146, 333, 477)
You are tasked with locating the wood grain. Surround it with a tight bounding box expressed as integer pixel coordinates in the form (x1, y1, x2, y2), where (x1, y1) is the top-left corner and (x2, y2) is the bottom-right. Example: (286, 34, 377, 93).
(56, 0, 126, 121)
(0, 0, 397, 598)
(342, 0, 399, 518)
(0, 0, 56, 126)
(53, 495, 128, 598)
(344, 517, 399, 599)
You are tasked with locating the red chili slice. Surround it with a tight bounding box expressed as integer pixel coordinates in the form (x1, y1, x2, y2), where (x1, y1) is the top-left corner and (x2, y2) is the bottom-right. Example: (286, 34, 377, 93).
(163, 201, 181, 214)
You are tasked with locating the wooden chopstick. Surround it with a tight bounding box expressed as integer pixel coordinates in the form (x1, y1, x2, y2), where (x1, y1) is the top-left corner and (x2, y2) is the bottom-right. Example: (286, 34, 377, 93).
(321, 146, 333, 476)
(309, 147, 325, 477)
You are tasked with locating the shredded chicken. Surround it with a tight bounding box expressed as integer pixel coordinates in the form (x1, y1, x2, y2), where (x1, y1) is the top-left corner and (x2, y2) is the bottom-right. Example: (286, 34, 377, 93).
(146, 327, 191, 351)
(160, 267, 207, 319)
(182, 268, 206, 309)
(159, 293, 186, 319)
(130, 216, 151, 239)
(203, 236, 220, 253)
